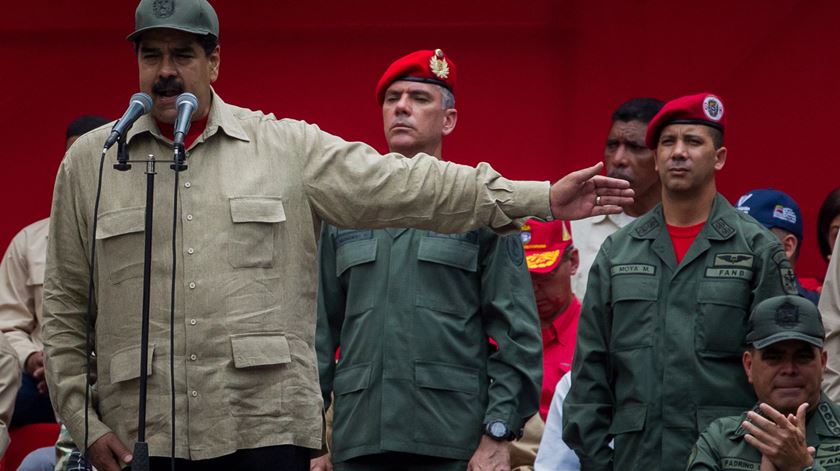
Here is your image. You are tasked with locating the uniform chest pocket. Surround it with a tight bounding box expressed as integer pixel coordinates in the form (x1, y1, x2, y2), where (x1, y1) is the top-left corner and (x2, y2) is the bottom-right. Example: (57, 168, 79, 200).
(610, 274, 658, 351)
(228, 197, 285, 269)
(696, 280, 751, 357)
(335, 238, 378, 277)
(415, 237, 480, 316)
(96, 207, 145, 284)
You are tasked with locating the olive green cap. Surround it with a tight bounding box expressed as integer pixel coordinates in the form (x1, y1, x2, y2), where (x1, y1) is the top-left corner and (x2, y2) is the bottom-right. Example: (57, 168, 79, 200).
(746, 295, 825, 349)
(127, 0, 219, 42)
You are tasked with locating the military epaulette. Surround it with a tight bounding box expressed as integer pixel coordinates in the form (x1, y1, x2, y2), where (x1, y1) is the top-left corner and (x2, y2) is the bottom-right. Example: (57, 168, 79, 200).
(819, 402, 840, 436)
(711, 219, 735, 238)
(634, 218, 660, 237)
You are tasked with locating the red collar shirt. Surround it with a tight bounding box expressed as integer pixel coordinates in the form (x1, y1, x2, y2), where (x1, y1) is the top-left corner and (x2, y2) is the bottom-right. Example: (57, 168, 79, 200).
(540, 296, 581, 420)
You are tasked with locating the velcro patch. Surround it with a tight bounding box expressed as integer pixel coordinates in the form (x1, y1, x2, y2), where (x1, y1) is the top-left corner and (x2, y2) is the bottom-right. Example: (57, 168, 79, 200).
(711, 219, 735, 238)
(634, 218, 660, 237)
(610, 264, 656, 276)
(705, 268, 753, 280)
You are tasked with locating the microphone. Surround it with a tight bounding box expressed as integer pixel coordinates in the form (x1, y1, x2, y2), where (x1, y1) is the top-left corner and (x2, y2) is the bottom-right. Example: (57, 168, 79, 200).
(173, 93, 199, 149)
(103, 93, 153, 150)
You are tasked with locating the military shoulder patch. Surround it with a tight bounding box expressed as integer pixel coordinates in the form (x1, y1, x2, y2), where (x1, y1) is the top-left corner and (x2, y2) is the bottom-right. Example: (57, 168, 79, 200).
(610, 264, 656, 276)
(711, 219, 735, 238)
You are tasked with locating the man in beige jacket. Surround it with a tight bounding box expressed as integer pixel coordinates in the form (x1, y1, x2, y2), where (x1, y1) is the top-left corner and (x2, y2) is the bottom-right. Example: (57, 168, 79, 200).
(43, 1, 633, 470)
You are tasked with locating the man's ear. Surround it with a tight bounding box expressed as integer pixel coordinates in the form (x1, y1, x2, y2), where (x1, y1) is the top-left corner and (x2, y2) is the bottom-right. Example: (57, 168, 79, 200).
(714, 146, 727, 171)
(568, 248, 580, 276)
(743, 350, 754, 385)
(442, 108, 458, 137)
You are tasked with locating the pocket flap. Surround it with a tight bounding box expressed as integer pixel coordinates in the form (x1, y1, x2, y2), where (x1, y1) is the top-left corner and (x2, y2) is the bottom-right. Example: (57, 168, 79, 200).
(230, 332, 291, 368)
(697, 281, 750, 309)
(417, 237, 479, 272)
(415, 361, 479, 395)
(109, 343, 155, 384)
(333, 363, 372, 395)
(229, 197, 286, 223)
(612, 274, 658, 302)
(608, 405, 647, 434)
(336, 239, 378, 277)
(96, 207, 145, 240)
(696, 406, 745, 432)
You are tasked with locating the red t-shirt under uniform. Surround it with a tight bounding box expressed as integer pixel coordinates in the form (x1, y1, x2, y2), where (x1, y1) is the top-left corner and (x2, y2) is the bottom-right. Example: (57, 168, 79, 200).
(667, 221, 706, 264)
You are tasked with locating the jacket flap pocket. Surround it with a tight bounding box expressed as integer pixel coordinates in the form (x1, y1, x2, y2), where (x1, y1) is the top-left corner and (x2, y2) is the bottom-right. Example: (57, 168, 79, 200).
(612, 274, 658, 302)
(336, 239, 378, 277)
(696, 406, 744, 432)
(417, 237, 479, 272)
(333, 363, 372, 395)
(27, 262, 45, 286)
(608, 405, 647, 434)
(229, 197, 286, 223)
(109, 343, 155, 384)
(96, 207, 145, 240)
(697, 281, 750, 309)
(415, 361, 479, 395)
(230, 332, 291, 368)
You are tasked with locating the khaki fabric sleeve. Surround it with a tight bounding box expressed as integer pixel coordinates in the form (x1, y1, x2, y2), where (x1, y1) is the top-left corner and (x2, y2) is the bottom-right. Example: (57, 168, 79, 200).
(821, 233, 840, 401)
(42, 153, 112, 450)
(509, 414, 544, 471)
(299, 122, 551, 234)
(0, 334, 20, 456)
(0, 230, 41, 368)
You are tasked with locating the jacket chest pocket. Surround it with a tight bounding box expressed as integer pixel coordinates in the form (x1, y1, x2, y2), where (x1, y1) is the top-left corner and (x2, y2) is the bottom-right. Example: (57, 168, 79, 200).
(610, 274, 658, 351)
(696, 280, 751, 357)
(96, 207, 146, 284)
(335, 238, 378, 316)
(415, 237, 479, 316)
(228, 197, 285, 269)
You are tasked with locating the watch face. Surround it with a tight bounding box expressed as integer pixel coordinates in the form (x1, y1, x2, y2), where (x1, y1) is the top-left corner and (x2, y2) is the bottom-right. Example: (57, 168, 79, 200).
(489, 421, 507, 438)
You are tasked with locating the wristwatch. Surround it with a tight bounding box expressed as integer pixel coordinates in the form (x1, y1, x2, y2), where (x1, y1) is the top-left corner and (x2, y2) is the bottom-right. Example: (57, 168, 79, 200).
(484, 420, 515, 441)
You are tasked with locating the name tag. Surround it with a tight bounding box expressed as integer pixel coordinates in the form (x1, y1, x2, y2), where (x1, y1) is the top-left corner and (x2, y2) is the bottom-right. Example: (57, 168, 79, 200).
(610, 264, 656, 276)
(705, 268, 753, 280)
(721, 457, 758, 470)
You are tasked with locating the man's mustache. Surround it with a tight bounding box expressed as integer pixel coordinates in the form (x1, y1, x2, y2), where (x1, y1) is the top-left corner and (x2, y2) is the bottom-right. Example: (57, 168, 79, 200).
(152, 77, 184, 96)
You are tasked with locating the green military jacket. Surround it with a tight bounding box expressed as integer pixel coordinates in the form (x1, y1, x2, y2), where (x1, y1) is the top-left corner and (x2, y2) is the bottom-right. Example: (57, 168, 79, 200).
(317, 224, 542, 462)
(563, 194, 797, 471)
(686, 393, 840, 470)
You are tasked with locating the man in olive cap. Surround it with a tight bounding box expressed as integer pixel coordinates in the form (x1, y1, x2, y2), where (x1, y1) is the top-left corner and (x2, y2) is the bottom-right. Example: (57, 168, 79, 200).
(687, 295, 840, 470)
(42, 1, 634, 470)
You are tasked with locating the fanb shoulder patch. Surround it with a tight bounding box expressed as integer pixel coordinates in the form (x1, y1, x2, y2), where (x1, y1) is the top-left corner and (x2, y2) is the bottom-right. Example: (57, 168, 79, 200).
(711, 219, 735, 238)
(771, 247, 799, 294)
(610, 264, 656, 276)
(336, 229, 373, 246)
(634, 218, 660, 237)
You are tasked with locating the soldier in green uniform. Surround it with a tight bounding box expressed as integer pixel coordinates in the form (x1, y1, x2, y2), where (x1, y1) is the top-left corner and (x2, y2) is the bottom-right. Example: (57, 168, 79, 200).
(562, 93, 799, 470)
(314, 50, 543, 471)
(687, 295, 840, 471)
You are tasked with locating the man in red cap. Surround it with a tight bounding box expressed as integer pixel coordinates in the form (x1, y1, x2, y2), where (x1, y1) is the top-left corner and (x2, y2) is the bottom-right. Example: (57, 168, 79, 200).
(314, 49, 543, 471)
(563, 93, 797, 470)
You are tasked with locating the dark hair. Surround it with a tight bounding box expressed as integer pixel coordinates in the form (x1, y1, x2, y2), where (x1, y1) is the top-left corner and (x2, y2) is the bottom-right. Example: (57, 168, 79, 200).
(708, 127, 724, 149)
(817, 187, 840, 261)
(133, 33, 219, 56)
(66, 115, 110, 140)
(611, 97, 665, 124)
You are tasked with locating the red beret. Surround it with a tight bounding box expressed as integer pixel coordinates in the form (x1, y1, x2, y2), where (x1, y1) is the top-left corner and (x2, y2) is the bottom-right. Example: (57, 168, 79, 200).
(375, 49, 457, 105)
(645, 93, 725, 149)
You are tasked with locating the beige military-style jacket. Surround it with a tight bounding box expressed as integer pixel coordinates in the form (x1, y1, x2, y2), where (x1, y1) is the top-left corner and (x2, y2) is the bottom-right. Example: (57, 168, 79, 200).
(0, 333, 20, 456)
(43, 91, 551, 460)
(0, 217, 48, 369)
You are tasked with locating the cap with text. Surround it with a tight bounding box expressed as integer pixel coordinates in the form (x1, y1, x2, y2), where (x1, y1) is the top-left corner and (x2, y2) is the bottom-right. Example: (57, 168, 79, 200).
(375, 49, 457, 105)
(128, 0, 219, 42)
(745, 295, 825, 349)
(736, 188, 803, 240)
(521, 219, 574, 274)
(645, 93, 725, 149)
